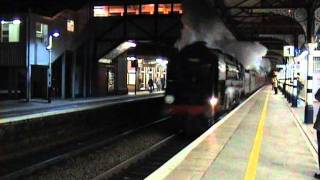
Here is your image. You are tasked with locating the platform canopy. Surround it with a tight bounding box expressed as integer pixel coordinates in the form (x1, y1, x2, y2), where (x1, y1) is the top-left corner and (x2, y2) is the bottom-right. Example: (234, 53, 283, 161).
(218, 0, 319, 65)
(1, 0, 319, 66)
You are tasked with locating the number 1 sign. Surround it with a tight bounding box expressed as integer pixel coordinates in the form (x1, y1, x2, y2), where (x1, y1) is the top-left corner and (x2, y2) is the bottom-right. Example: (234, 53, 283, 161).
(283, 46, 294, 57)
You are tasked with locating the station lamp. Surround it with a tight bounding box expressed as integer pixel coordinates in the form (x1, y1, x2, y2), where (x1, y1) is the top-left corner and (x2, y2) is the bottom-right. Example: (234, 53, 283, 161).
(46, 31, 60, 103)
(12, 19, 21, 25)
(156, 58, 163, 64)
(1, 18, 21, 25)
(156, 58, 168, 67)
(47, 31, 60, 50)
(52, 32, 60, 38)
(127, 56, 137, 61)
(124, 41, 137, 48)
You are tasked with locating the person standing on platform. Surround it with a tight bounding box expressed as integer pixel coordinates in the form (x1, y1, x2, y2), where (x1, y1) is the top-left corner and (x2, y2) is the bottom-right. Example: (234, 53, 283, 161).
(156, 78, 162, 91)
(272, 76, 278, 94)
(148, 79, 154, 93)
(296, 74, 304, 106)
(314, 88, 320, 179)
(161, 76, 165, 90)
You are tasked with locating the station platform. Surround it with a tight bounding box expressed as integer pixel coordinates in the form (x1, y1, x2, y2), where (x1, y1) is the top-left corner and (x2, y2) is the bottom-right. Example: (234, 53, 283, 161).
(0, 91, 164, 124)
(146, 86, 319, 180)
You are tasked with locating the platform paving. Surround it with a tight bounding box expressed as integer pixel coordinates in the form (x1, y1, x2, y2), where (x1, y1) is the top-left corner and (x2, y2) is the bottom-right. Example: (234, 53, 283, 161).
(0, 91, 164, 121)
(146, 87, 318, 180)
(289, 98, 319, 155)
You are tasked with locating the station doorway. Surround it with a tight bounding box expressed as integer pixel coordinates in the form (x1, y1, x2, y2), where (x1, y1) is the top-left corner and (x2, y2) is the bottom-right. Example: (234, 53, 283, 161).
(127, 57, 167, 93)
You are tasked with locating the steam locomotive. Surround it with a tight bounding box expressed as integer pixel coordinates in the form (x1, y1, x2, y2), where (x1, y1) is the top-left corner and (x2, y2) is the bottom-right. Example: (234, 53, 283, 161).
(164, 41, 265, 135)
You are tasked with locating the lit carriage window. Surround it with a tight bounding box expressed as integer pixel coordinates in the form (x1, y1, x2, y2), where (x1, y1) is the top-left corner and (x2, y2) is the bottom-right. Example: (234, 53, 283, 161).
(158, 4, 172, 14)
(141, 4, 155, 15)
(109, 6, 124, 16)
(127, 5, 140, 15)
(173, 3, 183, 14)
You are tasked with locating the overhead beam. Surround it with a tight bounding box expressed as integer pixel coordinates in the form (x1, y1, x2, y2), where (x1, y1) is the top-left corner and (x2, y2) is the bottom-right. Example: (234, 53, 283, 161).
(231, 0, 253, 8)
(215, 0, 241, 39)
(226, 6, 306, 9)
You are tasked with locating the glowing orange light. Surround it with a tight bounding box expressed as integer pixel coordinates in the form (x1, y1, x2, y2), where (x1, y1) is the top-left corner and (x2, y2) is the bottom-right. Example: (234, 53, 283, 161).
(127, 5, 140, 15)
(141, 4, 155, 15)
(158, 4, 171, 15)
(173, 3, 183, 14)
(109, 6, 124, 16)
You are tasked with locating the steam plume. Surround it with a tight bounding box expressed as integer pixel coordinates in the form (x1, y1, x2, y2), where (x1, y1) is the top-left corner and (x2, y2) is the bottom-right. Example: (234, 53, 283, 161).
(176, 0, 270, 72)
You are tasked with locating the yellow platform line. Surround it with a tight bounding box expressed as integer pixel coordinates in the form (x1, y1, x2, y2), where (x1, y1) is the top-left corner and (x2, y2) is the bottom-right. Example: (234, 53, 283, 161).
(244, 90, 270, 180)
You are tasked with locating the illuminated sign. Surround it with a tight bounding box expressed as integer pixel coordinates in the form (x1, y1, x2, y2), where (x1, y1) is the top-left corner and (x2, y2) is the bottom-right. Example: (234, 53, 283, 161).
(283, 46, 294, 57)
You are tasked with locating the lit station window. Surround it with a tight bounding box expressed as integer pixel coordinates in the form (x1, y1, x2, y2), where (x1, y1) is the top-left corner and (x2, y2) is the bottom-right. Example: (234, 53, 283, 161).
(93, 6, 109, 17)
(108, 6, 125, 16)
(93, 6, 124, 17)
(141, 4, 155, 15)
(173, 3, 183, 14)
(67, 20, 75, 32)
(93, 3, 182, 17)
(158, 4, 172, 15)
(0, 20, 21, 43)
(127, 5, 140, 15)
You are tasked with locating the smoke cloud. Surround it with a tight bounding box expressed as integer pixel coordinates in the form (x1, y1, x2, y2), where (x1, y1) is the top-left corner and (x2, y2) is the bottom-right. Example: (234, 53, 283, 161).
(176, 0, 270, 72)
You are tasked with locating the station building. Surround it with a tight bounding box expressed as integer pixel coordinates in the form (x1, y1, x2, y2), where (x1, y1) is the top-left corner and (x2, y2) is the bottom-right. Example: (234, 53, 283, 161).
(0, 0, 182, 101)
(0, 6, 91, 100)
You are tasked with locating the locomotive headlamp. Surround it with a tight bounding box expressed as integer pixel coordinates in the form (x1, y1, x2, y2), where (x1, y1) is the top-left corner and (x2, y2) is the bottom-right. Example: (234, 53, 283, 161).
(165, 95, 175, 104)
(209, 96, 218, 107)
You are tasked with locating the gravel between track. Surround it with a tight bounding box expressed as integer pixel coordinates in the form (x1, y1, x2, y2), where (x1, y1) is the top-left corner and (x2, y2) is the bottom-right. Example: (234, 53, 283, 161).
(27, 127, 172, 180)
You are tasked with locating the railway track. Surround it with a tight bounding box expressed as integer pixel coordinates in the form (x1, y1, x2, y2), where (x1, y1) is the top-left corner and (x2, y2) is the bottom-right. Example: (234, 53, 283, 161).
(2, 89, 258, 180)
(93, 133, 193, 180)
(91, 95, 252, 180)
(1, 117, 171, 180)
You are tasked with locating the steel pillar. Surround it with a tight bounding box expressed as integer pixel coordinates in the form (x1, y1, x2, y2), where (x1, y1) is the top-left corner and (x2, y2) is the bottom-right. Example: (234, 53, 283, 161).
(304, 43, 316, 124)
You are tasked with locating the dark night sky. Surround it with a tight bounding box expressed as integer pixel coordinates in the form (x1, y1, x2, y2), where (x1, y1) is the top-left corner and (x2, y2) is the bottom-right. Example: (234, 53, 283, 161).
(0, 0, 88, 16)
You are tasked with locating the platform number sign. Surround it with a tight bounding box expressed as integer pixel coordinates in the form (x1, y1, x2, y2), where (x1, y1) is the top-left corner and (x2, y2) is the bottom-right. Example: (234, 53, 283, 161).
(283, 46, 294, 57)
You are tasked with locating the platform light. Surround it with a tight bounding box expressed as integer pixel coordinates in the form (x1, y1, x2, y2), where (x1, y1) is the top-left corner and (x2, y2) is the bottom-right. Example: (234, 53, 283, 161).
(209, 96, 218, 107)
(127, 56, 136, 61)
(156, 58, 168, 67)
(0, 20, 5, 24)
(52, 32, 60, 38)
(46, 31, 60, 103)
(124, 41, 137, 48)
(156, 58, 164, 63)
(12, 19, 21, 25)
(99, 58, 112, 64)
(165, 95, 175, 104)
